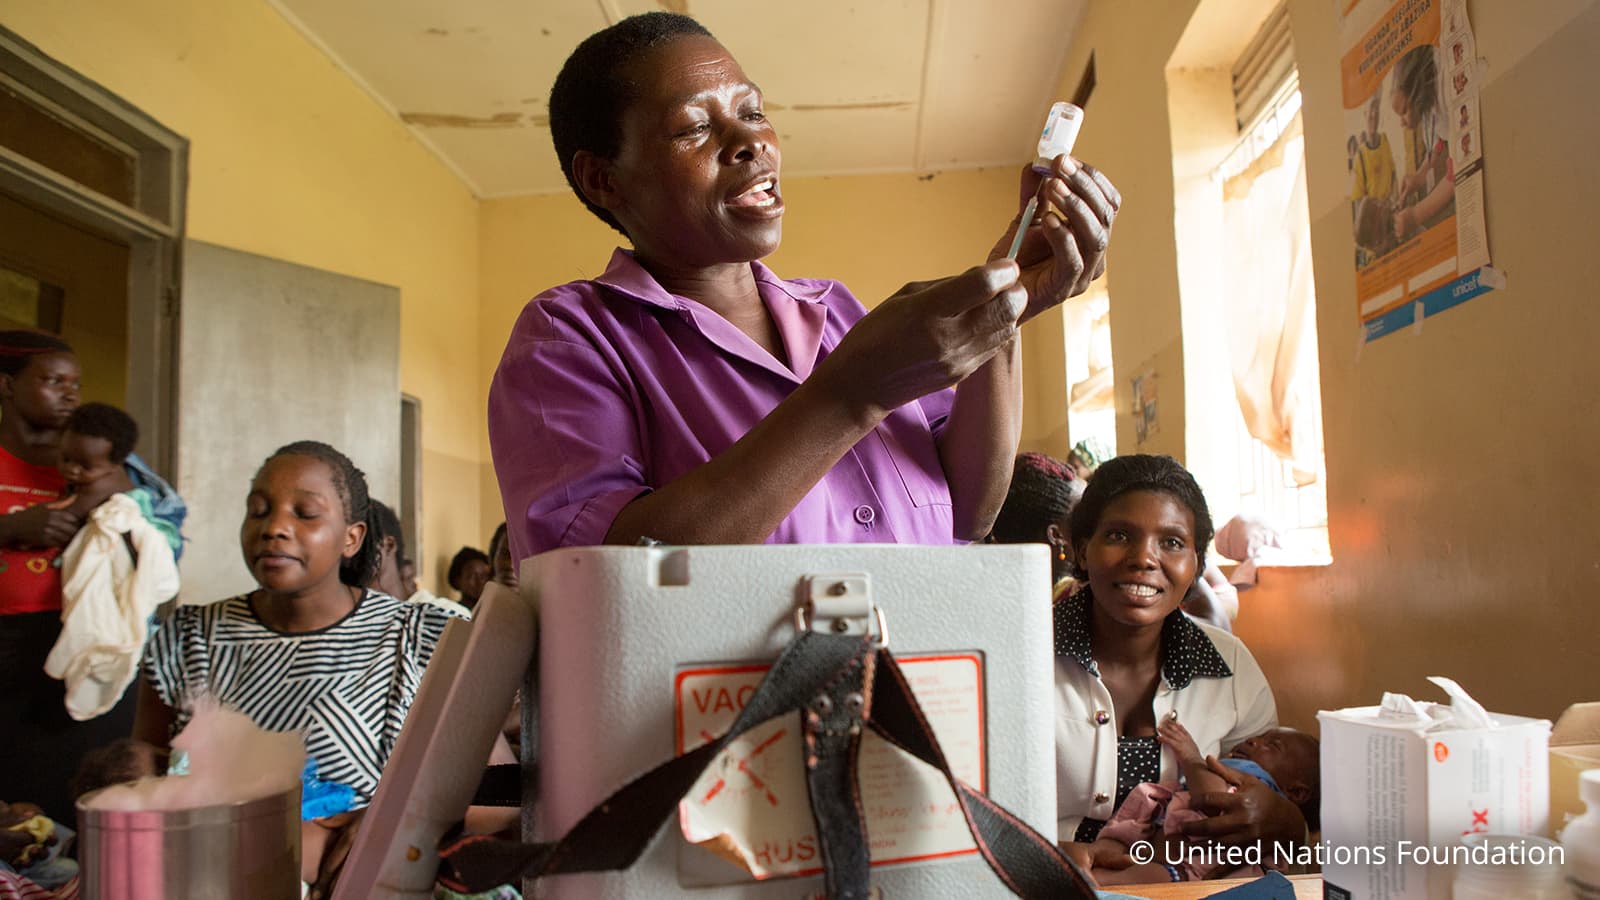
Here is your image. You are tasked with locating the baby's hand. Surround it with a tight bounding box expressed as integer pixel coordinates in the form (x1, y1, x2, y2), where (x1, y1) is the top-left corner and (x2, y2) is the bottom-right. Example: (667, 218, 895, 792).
(1060, 838, 1132, 873)
(1157, 718, 1203, 764)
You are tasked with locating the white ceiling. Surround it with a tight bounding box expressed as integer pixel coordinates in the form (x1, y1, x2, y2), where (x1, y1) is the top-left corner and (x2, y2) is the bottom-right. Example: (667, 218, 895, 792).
(269, 0, 1087, 198)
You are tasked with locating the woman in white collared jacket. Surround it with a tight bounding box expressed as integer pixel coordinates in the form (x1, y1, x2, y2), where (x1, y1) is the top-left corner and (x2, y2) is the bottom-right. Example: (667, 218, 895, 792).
(1051, 455, 1304, 862)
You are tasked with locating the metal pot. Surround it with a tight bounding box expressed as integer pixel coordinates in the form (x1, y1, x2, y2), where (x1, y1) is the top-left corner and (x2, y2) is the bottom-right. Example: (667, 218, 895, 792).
(77, 784, 300, 899)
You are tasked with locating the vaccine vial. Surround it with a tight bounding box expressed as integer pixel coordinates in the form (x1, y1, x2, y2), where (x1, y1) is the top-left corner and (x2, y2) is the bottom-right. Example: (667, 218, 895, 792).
(1562, 769, 1600, 900)
(1033, 102, 1084, 173)
(1007, 101, 1087, 260)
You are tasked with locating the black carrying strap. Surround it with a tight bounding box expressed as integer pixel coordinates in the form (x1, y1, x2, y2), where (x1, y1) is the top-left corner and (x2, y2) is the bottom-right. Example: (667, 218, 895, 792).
(803, 639, 876, 898)
(438, 630, 1095, 898)
(470, 763, 524, 808)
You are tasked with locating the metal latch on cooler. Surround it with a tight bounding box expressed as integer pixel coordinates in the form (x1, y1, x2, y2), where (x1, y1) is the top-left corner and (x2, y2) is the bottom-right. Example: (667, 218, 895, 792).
(795, 573, 889, 648)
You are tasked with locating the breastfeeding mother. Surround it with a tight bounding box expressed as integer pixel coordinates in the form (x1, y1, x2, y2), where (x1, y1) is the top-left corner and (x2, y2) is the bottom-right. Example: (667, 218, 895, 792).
(1055, 455, 1304, 870)
(491, 12, 1120, 558)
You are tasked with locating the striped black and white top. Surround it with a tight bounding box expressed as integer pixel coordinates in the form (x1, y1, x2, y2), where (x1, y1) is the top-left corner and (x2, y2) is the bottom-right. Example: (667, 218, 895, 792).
(143, 589, 458, 811)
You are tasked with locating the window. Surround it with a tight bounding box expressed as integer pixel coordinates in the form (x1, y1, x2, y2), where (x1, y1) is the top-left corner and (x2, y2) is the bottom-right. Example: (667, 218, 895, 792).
(1063, 280, 1116, 461)
(1214, 89, 1331, 560)
(1169, 1, 1330, 565)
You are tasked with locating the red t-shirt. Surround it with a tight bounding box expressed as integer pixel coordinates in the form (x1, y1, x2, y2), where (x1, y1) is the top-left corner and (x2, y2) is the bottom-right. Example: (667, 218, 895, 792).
(0, 445, 66, 615)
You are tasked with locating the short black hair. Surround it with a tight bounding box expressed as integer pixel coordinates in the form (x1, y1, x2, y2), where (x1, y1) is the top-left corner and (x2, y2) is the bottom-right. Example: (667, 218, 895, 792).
(65, 402, 139, 464)
(0, 329, 73, 376)
(448, 546, 489, 590)
(1067, 454, 1214, 578)
(548, 12, 714, 234)
(989, 452, 1082, 544)
(370, 499, 405, 561)
(260, 441, 378, 588)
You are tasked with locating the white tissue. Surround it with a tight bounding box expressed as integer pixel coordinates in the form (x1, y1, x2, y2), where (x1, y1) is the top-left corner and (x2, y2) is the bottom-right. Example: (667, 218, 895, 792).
(1379, 690, 1432, 721)
(1372, 677, 1496, 732)
(1426, 674, 1493, 729)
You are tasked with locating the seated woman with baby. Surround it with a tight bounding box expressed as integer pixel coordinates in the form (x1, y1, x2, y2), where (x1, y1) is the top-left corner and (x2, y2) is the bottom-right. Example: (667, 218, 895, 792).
(1053, 454, 1310, 884)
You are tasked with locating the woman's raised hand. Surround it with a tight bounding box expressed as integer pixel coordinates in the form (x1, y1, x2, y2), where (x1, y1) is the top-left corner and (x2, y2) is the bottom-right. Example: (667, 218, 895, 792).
(813, 260, 1025, 420)
(992, 156, 1121, 321)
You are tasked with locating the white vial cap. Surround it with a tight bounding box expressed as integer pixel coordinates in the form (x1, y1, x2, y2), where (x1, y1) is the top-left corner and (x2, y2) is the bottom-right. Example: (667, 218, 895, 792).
(1583, 767, 1600, 806)
(1034, 102, 1084, 172)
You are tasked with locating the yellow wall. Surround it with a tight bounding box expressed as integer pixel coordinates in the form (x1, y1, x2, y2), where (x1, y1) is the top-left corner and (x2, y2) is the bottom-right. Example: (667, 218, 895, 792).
(1054, 0, 1600, 728)
(477, 185, 615, 537)
(477, 167, 1028, 538)
(4, 0, 485, 593)
(14, 0, 1592, 730)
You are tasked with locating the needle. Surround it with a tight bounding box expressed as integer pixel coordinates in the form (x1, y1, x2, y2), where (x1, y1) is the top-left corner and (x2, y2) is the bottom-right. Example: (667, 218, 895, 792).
(1006, 196, 1039, 261)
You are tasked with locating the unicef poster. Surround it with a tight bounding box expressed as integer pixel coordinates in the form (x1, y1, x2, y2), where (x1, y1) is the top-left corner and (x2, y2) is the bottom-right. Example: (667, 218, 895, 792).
(1341, 0, 1493, 342)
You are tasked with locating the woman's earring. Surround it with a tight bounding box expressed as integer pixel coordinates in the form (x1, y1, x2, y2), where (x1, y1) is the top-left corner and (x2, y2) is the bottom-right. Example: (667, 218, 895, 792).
(1056, 546, 1068, 562)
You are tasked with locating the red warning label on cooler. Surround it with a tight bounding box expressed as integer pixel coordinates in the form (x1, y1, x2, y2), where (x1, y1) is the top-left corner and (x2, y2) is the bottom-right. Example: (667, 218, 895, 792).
(674, 653, 986, 881)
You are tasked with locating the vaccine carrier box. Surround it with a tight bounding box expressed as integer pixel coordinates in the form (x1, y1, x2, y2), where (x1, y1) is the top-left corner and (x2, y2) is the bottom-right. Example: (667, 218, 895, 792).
(527, 544, 1057, 899)
(1318, 677, 1551, 900)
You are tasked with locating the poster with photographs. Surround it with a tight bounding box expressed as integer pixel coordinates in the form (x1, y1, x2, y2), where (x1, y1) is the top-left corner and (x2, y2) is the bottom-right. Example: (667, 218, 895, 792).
(1340, 0, 1493, 342)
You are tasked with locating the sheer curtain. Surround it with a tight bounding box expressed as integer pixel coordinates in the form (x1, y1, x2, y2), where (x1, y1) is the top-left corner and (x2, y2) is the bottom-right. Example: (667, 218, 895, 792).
(1219, 114, 1323, 485)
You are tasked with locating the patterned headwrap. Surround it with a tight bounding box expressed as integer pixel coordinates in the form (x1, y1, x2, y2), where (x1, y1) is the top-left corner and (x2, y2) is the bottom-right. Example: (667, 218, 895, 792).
(1068, 436, 1113, 474)
(989, 452, 1081, 544)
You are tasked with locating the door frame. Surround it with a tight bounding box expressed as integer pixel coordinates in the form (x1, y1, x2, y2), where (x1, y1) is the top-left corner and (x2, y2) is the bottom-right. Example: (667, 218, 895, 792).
(0, 26, 187, 475)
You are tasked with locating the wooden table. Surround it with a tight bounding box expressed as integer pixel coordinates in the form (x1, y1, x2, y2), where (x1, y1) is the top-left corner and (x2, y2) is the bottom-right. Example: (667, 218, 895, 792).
(1106, 873, 1321, 898)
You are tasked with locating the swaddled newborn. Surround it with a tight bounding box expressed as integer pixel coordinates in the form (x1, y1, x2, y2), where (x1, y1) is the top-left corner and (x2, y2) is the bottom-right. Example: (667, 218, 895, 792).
(1069, 719, 1320, 885)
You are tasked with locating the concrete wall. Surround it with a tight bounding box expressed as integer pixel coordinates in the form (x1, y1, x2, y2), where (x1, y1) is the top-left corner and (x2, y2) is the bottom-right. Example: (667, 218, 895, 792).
(178, 240, 399, 602)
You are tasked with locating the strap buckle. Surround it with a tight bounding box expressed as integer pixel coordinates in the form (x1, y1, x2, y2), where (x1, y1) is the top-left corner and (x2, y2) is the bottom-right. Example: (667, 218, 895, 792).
(794, 574, 889, 649)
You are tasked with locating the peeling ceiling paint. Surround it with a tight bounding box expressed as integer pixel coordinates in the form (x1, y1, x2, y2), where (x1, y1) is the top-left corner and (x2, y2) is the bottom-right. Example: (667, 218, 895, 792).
(399, 111, 524, 128)
(788, 101, 916, 112)
(271, 0, 1086, 197)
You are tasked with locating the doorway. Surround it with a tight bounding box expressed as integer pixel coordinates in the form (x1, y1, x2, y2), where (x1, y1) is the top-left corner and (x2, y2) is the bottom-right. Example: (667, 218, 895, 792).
(0, 191, 130, 405)
(0, 26, 187, 474)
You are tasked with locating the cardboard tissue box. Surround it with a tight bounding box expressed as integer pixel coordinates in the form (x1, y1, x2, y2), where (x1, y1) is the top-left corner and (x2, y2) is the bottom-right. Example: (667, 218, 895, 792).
(1318, 676, 1551, 900)
(1553, 702, 1600, 829)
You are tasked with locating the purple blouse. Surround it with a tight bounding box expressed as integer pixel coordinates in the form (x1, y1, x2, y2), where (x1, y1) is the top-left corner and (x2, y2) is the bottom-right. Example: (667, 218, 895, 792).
(488, 249, 957, 560)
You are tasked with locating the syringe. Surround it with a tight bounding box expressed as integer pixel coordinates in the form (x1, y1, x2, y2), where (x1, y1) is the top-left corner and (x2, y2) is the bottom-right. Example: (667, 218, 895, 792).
(1006, 102, 1084, 261)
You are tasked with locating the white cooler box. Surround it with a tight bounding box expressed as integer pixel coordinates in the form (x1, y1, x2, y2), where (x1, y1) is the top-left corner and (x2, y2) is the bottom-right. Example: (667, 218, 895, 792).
(528, 544, 1058, 899)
